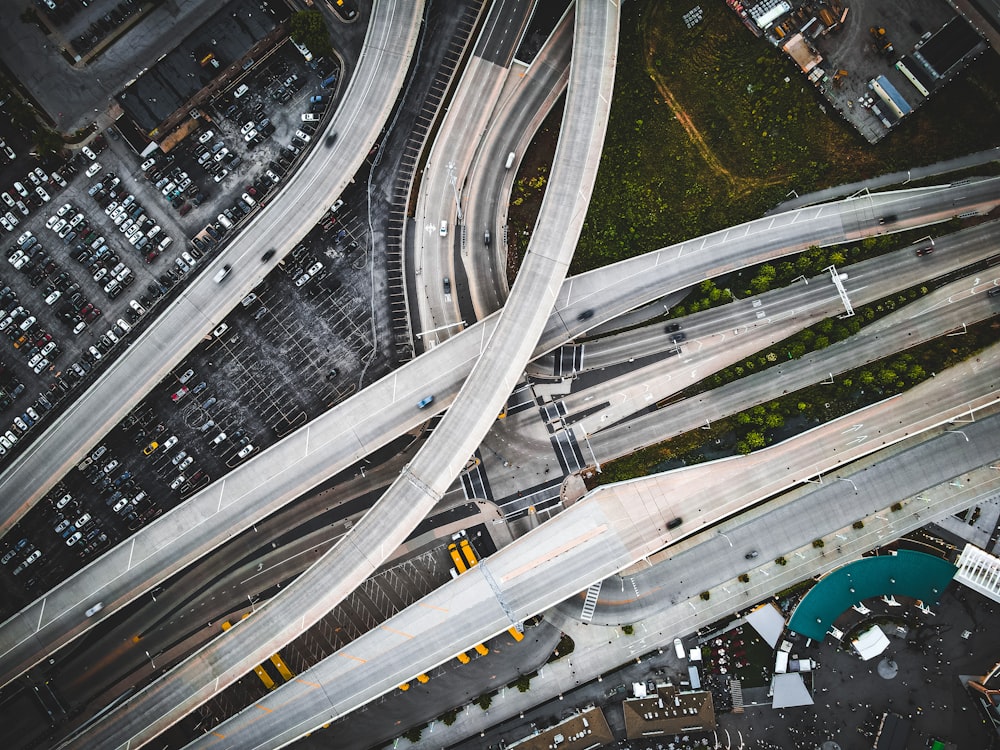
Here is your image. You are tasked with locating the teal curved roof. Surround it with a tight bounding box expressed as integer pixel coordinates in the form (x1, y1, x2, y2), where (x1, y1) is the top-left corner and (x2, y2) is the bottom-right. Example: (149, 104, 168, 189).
(788, 550, 957, 641)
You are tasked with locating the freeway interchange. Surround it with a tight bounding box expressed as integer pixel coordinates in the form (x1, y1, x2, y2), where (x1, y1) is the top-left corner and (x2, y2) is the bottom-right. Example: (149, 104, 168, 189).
(0, 1, 998, 748)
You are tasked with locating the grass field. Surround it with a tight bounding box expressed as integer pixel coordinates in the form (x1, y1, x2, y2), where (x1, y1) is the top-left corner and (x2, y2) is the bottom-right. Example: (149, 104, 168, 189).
(571, 0, 1000, 273)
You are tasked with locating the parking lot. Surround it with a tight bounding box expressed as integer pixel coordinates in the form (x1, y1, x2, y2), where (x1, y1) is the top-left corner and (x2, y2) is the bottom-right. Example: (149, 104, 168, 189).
(0, 96, 391, 621)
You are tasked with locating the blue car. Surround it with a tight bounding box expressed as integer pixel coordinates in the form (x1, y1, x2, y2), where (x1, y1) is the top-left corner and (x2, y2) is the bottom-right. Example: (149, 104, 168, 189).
(416, 395, 434, 409)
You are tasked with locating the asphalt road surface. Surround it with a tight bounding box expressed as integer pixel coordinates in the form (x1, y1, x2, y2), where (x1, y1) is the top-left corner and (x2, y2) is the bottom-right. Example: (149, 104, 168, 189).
(1, 179, 995, 694)
(187, 345, 999, 748)
(56, 3, 620, 748)
(0, 0, 425, 537)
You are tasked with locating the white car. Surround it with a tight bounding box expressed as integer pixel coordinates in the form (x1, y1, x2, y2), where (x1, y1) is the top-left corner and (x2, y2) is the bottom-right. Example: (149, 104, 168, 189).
(0, 192, 13, 207)
(69, 212, 84, 228)
(213, 169, 229, 183)
(240, 121, 256, 136)
(140, 158, 156, 171)
(238, 444, 254, 458)
(197, 130, 215, 144)
(1, 216, 14, 232)
(241, 192, 256, 207)
(57, 202, 73, 217)
(66, 532, 83, 546)
(307, 261, 324, 277)
(35, 186, 50, 203)
(85, 162, 102, 178)
(33, 167, 47, 183)
(26, 171, 40, 186)
(13, 182, 28, 198)
(243, 128, 258, 143)
(213, 148, 229, 163)
(81, 146, 97, 160)
(17, 230, 33, 245)
(51, 172, 68, 188)
(51, 219, 66, 234)
(73, 321, 87, 335)
(170, 475, 186, 490)
(15, 201, 28, 216)
(4, 211, 18, 227)
(45, 215, 59, 229)
(44, 290, 61, 305)
(294, 129, 311, 143)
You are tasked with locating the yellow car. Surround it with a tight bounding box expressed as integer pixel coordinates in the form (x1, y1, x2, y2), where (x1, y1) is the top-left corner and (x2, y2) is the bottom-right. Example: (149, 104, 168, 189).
(143, 441, 159, 456)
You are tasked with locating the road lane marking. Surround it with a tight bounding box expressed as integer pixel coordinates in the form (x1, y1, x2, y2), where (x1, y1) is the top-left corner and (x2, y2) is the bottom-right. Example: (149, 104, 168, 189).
(500, 524, 607, 583)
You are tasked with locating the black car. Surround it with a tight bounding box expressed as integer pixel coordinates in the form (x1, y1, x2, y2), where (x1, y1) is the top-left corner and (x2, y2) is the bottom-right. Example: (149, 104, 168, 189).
(665, 322, 681, 333)
(261, 249, 276, 262)
(670, 331, 687, 343)
(577, 309, 594, 321)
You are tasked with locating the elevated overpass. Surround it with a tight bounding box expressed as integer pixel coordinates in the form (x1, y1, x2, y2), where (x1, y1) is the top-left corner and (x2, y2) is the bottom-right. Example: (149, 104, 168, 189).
(2, 178, 997, 692)
(57, 2, 621, 747)
(0, 0, 426, 537)
(186, 345, 1000, 749)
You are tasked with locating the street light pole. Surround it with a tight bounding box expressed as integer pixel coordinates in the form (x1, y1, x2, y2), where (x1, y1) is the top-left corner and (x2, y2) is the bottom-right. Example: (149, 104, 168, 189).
(719, 530, 733, 548)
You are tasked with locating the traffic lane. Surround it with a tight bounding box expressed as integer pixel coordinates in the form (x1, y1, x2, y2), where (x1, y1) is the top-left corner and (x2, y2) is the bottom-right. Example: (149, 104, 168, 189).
(562, 240, 1000, 421)
(193, 350, 1000, 747)
(588, 411, 1000, 621)
(69, 4, 621, 746)
(473, 0, 534, 68)
(0, 0, 424, 537)
(465, 7, 573, 317)
(412, 55, 509, 344)
(584, 270, 997, 446)
(538, 178, 1000, 354)
(2, 182, 992, 687)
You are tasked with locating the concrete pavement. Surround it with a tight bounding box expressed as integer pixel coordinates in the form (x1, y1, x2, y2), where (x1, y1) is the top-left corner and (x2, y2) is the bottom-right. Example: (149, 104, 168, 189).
(185, 344, 1000, 749)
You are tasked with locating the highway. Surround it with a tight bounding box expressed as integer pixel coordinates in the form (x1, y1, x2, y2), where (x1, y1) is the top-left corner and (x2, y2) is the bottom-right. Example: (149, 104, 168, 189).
(33, 225, 1000, 728)
(590, 269, 1000, 462)
(1, 180, 996, 693)
(410, 0, 531, 342)
(462, 8, 573, 320)
(56, 2, 621, 747)
(578, 412, 1000, 624)
(532, 220, 1000, 376)
(185, 343, 1000, 748)
(0, 0, 426, 538)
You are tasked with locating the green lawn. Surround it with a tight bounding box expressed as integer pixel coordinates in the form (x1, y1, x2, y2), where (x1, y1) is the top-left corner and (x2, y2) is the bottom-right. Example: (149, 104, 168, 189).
(573, 0, 1000, 273)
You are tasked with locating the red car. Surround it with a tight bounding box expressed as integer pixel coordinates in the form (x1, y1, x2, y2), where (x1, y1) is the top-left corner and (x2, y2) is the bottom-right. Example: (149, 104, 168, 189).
(171, 386, 189, 403)
(915, 246, 934, 256)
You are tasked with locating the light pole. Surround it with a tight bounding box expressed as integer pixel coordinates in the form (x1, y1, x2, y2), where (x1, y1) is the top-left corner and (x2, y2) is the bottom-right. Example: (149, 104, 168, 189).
(719, 530, 733, 548)
(145, 650, 155, 669)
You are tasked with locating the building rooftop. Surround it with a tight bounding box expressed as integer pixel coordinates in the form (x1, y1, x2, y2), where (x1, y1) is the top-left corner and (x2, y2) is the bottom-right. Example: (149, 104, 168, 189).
(622, 683, 716, 740)
(507, 706, 613, 750)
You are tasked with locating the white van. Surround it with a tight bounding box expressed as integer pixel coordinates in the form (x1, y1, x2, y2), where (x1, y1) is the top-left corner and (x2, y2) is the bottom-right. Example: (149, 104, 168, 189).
(217, 213, 233, 230)
(439, 220, 447, 237)
(674, 638, 686, 659)
(505, 151, 515, 169)
(212, 264, 232, 283)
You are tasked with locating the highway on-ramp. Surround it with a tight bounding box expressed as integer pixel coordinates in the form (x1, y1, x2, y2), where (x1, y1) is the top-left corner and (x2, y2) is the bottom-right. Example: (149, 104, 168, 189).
(0, 180, 995, 694)
(0, 0, 425, 539)
(187, 344, 1000, 749)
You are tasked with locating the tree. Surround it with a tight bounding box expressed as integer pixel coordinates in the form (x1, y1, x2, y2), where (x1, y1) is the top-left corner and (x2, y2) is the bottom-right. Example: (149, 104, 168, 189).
(289, 10, 333, 57)
(475, 693, 493, 711)
(515, 674, 532, 692)
(403, 727, 422, 743)
(440, 709, 458, 726)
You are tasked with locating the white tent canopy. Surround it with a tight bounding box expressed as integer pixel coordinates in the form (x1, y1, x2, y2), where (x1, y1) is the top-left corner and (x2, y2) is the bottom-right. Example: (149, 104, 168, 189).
(852, 625, 890, 661)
